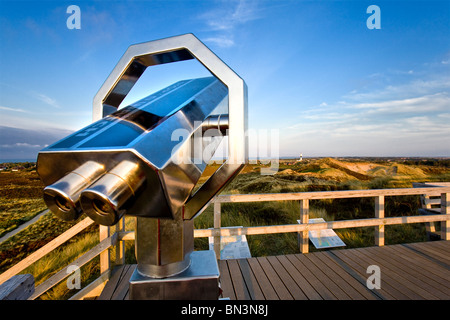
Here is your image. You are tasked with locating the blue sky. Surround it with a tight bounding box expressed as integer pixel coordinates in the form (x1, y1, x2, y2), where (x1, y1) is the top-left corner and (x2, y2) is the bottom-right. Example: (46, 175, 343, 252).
(0, 0, 449, 160)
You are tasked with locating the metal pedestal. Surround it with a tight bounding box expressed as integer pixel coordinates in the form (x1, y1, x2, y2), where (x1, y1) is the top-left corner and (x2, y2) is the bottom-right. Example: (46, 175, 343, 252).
(129, 250, 220, 300)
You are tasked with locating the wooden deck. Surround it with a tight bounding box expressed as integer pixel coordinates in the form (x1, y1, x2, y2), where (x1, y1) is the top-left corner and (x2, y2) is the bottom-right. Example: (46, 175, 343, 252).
(98, 241, 450, 300)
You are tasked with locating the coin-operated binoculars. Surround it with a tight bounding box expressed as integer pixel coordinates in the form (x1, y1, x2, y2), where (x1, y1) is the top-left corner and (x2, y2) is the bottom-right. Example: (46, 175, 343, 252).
(36, 34, 247, 299)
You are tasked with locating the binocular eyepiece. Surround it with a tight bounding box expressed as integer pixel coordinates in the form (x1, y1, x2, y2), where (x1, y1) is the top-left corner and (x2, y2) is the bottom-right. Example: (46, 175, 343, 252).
(44, 160, 145, 225)
(37, 35, 248, 293)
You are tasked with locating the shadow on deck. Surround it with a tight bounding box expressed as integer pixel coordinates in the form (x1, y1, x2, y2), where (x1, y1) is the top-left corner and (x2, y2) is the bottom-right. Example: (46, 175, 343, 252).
(98, 241, 450, 300)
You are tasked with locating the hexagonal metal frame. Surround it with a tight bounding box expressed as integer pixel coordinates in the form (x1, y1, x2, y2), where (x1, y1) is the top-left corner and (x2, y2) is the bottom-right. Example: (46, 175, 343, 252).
(92, 33, 248, 219)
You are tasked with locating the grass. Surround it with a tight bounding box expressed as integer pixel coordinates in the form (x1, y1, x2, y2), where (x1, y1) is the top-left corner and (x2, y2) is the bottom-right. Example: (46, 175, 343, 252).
(1, 158, 449, 299)
(24, 232, 99, 300)
(0, 170, 47, 238)
(11, 217, 138, 300)
(0, 212, 88, 273)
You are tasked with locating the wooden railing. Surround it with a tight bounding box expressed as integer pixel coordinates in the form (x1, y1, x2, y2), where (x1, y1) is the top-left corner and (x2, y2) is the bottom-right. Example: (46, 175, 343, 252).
(202, 186, 450, 256)
(1, 184, 449, 300)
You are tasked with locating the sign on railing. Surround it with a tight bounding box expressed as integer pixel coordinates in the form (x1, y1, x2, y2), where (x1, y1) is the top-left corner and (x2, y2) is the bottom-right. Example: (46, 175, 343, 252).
(208, 227, 252, 259)
(301, 218, 346, 249)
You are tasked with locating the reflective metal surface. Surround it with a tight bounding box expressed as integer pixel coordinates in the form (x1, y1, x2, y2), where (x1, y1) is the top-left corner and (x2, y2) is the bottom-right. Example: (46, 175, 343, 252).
(38, 77, 228, 222)
(43, 161, 105, 221)
(37, 34, 248, 289)
(93, 34, 248, 216)
(202, 114, 229, 135)
(135, 216, 194, 278)
(129, 250, 220, 300)
(80, 160, 145, 226)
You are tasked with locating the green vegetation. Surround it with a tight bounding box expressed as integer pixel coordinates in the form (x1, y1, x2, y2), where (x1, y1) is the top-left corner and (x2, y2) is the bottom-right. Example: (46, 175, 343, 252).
(194, 157, 450, 255)
(0, 158, 449, 299)
(0, 169, 47, 238)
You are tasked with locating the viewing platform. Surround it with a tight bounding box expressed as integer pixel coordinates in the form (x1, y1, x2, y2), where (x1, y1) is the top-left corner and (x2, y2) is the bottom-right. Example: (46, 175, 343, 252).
(1, 184, 449, 300)
(98, 240, 450, 300)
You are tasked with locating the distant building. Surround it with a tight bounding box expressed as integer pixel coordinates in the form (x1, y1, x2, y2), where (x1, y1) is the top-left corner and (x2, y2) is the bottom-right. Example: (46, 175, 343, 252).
(297, 153, 303, 162)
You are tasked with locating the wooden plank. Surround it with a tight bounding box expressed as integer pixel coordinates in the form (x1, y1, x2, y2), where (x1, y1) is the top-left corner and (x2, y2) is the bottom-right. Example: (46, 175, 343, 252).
(194, 214, 450, 238)
(70, 270, 110, 300)
(218, 260, 236, 300)
(286, 254, 338, 300)
(363, 246, 447, 299)
(215, 187, 450, 203)
(331, 249, 406, 300)
(425, 198, 442, 205)
(0, 217, 95, 286)
(304, 253, 361, 298)
(413, 239, 450, 251)
(419, 240, 450, 253)
(246, 258, 278, 300)
(345, 247, 427, 299)
(424, 241, 450, 258)
(383, 243, 450, 275)
(275, 255, 323, 300)
(315, 251, 379, 300)
(256, 257, 293, 300)
(383, 245, 450, 290)
(98, 265, 130, 300)
(295, 253, 350, 300)
(299, 200, 309, 253)
(426, 240, 450, 252)
(345, 248, 426, 300)
(237, 259, 265, 300)
(0, 274, 34, 300)
(111, 264, 135, 300)
(227, 259, 251, 300)
(213, 202, 221, 258)
(404, 243, 450, 267)
(362, 246, 444, 299)
(98, 242, 449, 301)
(309, 252, 376, 300)
(388, 244, 450, 281)
(266, 256, 307, 300)
(375, 196, 385, 246)
(441, 193, 449, 240)
(115, 218, 125, 265)
(99, 226, 110, 274)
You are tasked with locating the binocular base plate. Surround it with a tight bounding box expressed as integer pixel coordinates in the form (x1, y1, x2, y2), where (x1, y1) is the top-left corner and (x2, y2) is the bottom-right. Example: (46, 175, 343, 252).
(129, 250, 220, 300)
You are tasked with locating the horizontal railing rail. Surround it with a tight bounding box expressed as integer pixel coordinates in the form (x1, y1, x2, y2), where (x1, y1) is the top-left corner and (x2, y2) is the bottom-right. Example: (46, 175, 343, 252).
(0, 217, 95, 286)
(213, 186, 450, 202)
(120, 186, 450, 256)
(1, 184, 448, 299)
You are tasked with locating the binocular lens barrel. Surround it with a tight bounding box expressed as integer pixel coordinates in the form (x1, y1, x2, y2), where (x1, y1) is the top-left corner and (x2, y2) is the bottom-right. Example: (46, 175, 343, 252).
(43, 161, 105, 221)
(80, 160, 145, 226)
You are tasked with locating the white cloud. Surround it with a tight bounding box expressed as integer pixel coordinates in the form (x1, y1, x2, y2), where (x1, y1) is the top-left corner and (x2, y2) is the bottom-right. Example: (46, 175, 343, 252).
(350, 92, 450, 114)
(0, 106, 27, 113)
(0, 142, 43, 148)
(282, 73, 450, 156)
(33, 92, 60, 108)
(198, 0, 262, 49)
(344, 76, 450, 102)
(203, 37, 235, 48)
(200, 0, 261, 31)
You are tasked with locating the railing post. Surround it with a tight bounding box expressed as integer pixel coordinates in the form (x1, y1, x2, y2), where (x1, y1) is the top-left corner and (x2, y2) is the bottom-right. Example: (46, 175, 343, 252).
(99, 225, 110, 274)
(213, 201, 221, 259)
(115, 217, 125, 265)
(375, 196, 385, 246)
(442, 193, 449, 240)
(299, 199, 309, 253)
